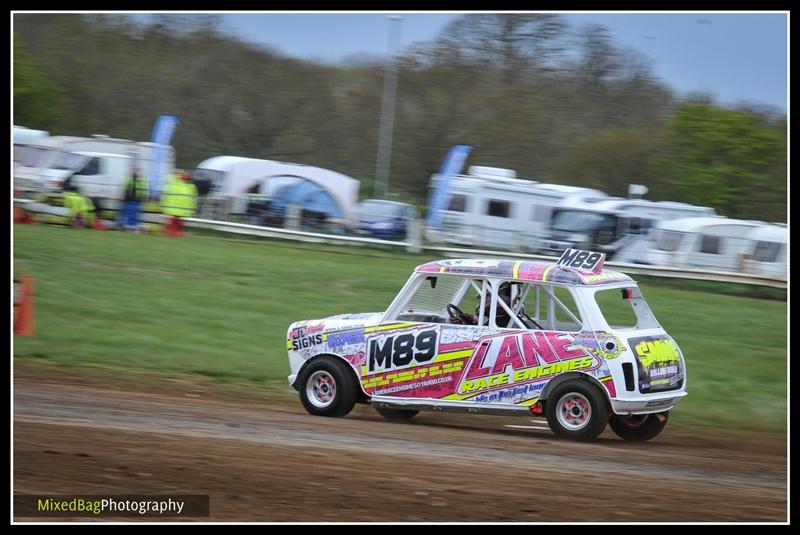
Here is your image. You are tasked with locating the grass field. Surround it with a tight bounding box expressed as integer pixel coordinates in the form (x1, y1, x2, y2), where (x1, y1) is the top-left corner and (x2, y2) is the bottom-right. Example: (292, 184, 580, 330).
(13, 224, 787, 431)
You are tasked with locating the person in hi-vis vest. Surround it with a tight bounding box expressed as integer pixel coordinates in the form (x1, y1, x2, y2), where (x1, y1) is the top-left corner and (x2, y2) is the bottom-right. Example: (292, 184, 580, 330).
(161, 171, 198, 237)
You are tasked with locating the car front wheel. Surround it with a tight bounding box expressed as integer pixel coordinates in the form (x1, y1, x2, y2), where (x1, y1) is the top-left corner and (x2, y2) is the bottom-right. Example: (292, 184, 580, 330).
(545, 381, 609, 441)
(299, 358, 357, 417)
(608, 411, 669, 442)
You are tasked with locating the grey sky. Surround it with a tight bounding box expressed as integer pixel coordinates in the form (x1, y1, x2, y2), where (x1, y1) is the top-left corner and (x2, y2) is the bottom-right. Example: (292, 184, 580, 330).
(219, 11, 788, 112)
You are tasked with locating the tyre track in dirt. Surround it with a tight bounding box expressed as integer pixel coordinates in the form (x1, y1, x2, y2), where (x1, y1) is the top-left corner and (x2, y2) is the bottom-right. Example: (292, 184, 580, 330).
(13, 369, 787, 522)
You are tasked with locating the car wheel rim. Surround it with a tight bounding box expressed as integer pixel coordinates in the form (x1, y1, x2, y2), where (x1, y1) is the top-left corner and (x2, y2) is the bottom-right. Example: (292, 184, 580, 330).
(556, 392, 592, 431)
(307, 370, 336, 408)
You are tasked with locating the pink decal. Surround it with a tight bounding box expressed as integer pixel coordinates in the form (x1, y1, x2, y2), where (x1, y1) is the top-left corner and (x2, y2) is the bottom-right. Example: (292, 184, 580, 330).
(438, 341, 477, 353)
(546, 332, 586, 360)
(518, 262, 547, 281)
(306, 323, 325, 333)
(520, 331, 560, 366)
(491, 336, 526, 374)
(416, 262, 441, 273)
(345, 351, 366, 367)
(602, 378, 617, 397)
(464, 340, 493, 380)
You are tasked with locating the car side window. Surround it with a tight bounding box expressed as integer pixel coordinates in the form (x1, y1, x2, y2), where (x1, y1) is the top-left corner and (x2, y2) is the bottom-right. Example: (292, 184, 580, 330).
(520, 284, 582, 332)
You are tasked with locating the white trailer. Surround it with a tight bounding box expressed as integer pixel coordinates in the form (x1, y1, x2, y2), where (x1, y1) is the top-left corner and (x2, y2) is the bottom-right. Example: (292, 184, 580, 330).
(741, 223, 787, 278)
(644, 216, 769, 272)
(429, 166, 608, 252)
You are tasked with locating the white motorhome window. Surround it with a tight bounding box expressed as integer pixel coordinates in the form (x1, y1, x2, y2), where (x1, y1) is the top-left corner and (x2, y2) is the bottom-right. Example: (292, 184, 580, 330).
(655, 230, 684, 252)
(593, 287, 660, 330)
(447, 194, 467, 212)
(751, 241, 782, 263)
(486, 199, 512, 218)
(700, 235, 721, 254)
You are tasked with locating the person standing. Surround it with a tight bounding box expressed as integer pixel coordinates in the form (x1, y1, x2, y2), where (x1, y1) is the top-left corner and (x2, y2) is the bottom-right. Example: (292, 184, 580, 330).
(120, 168, 148, 232)
(161, 171, 198, 237)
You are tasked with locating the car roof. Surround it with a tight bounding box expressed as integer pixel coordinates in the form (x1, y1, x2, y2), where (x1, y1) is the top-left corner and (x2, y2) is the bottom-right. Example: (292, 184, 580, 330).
(415, 258, 634, 286)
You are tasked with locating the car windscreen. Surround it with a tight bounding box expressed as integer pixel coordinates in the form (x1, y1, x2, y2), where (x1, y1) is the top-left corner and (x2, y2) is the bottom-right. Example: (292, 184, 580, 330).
(358, 201, 405, 218)
(551, 210, 608, 232)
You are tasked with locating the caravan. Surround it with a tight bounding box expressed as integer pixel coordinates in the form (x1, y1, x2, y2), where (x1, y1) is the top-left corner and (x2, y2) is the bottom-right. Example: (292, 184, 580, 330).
(644, 217, 770, 272)
(429, 166, 608, 252)
(539, 198, 717, 261)
(740, 223, 787, 278)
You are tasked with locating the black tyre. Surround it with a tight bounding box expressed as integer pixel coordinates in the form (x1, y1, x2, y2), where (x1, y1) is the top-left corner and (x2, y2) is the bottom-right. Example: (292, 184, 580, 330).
(609, 411, 669, 442)
(375, 407, 419, 420)
(298, 357, 357, 417)
(545, 381, 609, 441)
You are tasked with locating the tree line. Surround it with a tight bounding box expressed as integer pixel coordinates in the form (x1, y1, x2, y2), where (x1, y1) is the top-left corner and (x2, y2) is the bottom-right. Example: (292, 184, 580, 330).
(13, 13, 787, 222)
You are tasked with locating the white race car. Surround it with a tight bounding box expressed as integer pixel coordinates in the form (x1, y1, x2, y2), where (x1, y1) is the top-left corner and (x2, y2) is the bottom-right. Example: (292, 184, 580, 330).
(286, 249, 687, 441)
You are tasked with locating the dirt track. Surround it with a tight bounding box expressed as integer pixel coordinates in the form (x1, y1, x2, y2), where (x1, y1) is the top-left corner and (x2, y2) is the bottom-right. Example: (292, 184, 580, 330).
(13, 361, 787, 522)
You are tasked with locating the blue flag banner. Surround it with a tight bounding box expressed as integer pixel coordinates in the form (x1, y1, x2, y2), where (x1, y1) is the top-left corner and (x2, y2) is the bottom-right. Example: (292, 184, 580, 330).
(149, 115, 179, 197)
(426, 144, 472, 230)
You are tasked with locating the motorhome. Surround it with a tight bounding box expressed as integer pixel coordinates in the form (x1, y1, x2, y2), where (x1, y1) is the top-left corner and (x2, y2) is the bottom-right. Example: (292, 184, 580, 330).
(539, 198, 717, 261)
(740, 223, 787, 278)
(13, 134, 175, 204)
(193, 156, 360, 227)
(13, 125, 49, 163)
(429, 166, 608, 252)
(644, 216, 768, 272)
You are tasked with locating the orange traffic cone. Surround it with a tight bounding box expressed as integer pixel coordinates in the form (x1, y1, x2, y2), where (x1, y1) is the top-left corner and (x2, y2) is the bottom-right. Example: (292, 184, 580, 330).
(14, 206, 34, 224)
(14, 276, 35, 336)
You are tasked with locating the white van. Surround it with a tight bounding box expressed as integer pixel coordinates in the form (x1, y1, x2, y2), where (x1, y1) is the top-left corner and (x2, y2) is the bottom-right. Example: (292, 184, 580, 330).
(13, 134, 174, 200)
(430, 166, 607, 252)
(741, 224, 787, 278)
(644, 217, 768, 272)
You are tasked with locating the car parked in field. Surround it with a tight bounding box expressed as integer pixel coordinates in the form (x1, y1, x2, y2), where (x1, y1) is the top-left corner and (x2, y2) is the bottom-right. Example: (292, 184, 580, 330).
(356, 199, 418, 240)
(285, 249, 687, 441)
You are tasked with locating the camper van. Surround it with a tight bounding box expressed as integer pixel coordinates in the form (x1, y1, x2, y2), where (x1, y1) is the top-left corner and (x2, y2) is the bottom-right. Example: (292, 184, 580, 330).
(193, 156, 360, 227)
(13, 135, 175, 203)
(741, 223, 787, 278)
(13, 126, 49, 164)
(539, 198, 717, 261)
(429, 166, 608, 252)
(644, 217, 769, 272)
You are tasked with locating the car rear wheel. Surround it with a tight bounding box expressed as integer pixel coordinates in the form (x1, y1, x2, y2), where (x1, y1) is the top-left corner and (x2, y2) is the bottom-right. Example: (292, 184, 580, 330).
(375, 407, 419, 420)
(545, 381, 609, 441)
(299, 358, 357, 417)
(609, 411, 669, 442)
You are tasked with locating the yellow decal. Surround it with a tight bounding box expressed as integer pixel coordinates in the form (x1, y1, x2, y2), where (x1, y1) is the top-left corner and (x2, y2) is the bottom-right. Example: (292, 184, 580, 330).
(636, 339, 680, 368)
(363, 323, 417, 334)
(512, 261, 523, 279)
(458, 356, 594, 394)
